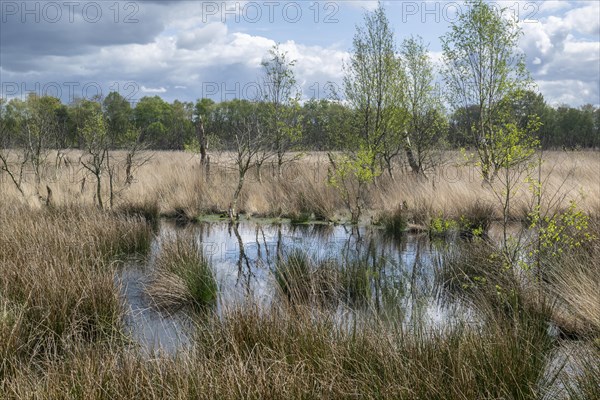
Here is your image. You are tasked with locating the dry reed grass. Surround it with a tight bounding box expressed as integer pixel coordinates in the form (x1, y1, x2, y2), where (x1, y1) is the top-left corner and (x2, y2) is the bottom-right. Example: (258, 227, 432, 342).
(0, 204, 152, 381)
(1, 300, 559, 400)
(1, 150, 597, 223)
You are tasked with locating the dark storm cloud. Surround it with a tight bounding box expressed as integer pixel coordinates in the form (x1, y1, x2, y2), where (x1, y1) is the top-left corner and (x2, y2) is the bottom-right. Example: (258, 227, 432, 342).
(0, 1, 169, 71)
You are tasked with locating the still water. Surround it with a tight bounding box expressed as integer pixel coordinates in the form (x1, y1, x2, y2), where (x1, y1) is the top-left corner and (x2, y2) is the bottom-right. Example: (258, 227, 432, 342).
(117, 220, 471, 353)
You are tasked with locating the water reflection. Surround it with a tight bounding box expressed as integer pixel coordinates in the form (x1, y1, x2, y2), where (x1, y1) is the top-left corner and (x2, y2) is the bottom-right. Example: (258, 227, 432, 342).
(119, 220, 470, 353)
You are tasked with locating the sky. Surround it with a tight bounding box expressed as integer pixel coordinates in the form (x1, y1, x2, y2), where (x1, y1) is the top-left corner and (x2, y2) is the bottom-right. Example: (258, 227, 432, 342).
(1, 0, 599, 107)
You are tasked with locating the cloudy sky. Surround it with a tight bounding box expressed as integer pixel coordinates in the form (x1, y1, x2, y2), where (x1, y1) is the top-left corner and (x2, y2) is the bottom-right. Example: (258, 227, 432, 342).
(1, 0, 599, 107)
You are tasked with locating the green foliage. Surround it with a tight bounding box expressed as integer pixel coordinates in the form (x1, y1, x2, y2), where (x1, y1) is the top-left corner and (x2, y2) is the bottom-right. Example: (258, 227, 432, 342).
(261, 44, 303, 173)
(429, 213, 490, 239)
(458, 201, 495, 238)
(183, 137, 200, 153)
(327, 148, 380, 224)
(528, 201, 596, 260)
(496, 110, 542, 168)
(328, 148, 379, 187)
(400, 36, 448, 174)
(429, 215, 458, 236)
(80, 108, 108, 149)
(300, 99, 354, 150)
(442, 0, 533, 181)
(133, 96, 187, 149)
(343, 4, 404, 165)
(459, 215, 485, 238)
(103, 92, 132, 145)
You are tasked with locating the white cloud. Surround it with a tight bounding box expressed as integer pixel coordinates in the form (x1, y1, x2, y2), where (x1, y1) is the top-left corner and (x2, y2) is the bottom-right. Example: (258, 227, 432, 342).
(519, 2, 600, 106)
(536, 79, 599, 106)
(176, 22, 228, 50)
(563, 3, 600, 36)
(141, 86, 167, 93)
(2, 0, 597, 106)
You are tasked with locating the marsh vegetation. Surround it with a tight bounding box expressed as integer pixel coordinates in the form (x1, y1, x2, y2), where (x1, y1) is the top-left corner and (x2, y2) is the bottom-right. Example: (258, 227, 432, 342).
(1, 1, 599, 398)
(1, 148, 598, 398)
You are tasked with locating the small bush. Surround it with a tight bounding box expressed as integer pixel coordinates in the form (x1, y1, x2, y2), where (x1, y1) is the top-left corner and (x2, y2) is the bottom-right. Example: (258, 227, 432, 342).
(429, 214, 459, 237)
(457, 200, 495, 238)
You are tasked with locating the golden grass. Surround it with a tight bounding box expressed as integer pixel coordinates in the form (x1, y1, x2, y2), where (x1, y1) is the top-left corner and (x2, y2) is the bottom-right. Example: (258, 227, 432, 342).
(2, 150, 598, 222)
(0, 204, 152, 380)
(1, 301, 558, 400)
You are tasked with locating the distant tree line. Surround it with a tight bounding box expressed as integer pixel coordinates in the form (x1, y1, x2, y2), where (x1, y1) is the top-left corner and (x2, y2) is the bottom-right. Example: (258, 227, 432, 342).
(447, 91, 600, 150)
(1, 91, 597, 153)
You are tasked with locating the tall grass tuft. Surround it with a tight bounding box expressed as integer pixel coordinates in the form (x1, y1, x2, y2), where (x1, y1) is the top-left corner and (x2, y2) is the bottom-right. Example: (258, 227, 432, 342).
(274, 250, 389, 310)
(0, 204, 152, 380)
(146, 234, 217, 312)
(339, 258, 375, 307)
(381, 202, 408, 237)
(274, 251, 338, 305)
(456, 200, 495, 238)
(115, 198, 160, 231)
(564, 344, 600, 400)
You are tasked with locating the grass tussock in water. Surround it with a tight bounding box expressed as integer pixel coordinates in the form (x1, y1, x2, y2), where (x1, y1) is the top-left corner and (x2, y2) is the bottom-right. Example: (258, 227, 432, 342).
(274, 251, 339, 305)
(438, 217, 600, 341)
(275, 250, 387, 309)
(544, 218, 600, 338)
(380, 202, 409, 237)
(146, 234, 217, 312)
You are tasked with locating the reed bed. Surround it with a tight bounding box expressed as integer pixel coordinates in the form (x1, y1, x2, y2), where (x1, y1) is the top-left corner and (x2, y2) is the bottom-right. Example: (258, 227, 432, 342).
(1, 150, 598, 223)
